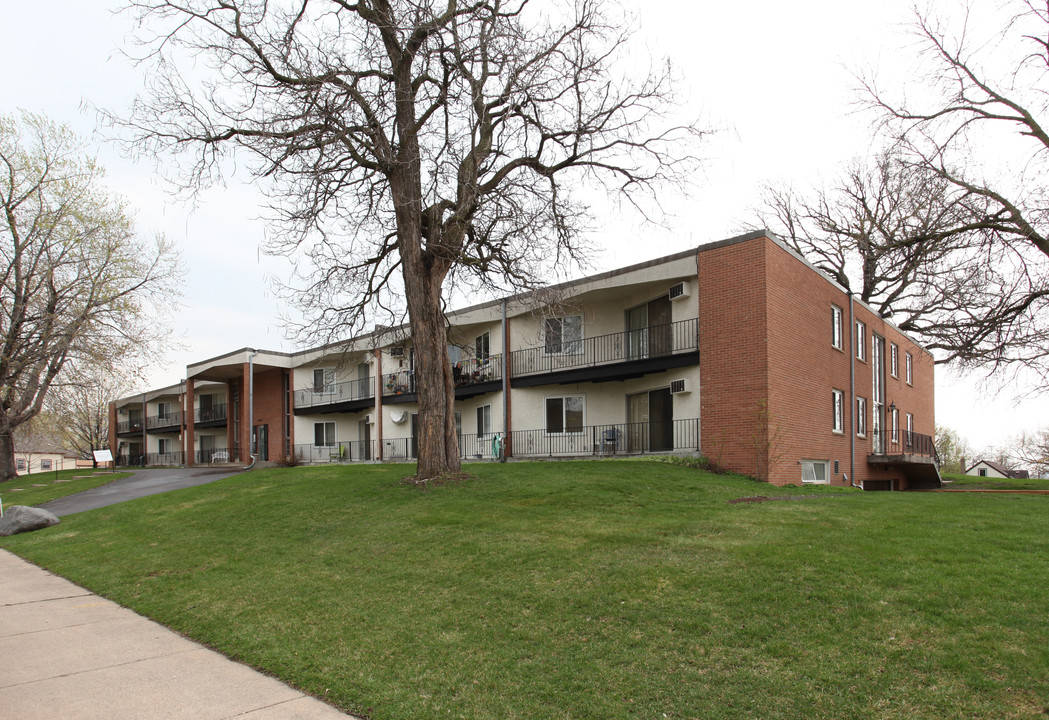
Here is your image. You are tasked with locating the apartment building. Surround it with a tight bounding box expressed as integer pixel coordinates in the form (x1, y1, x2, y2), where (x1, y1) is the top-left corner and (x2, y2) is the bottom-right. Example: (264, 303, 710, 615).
(109, 231, 939, 489)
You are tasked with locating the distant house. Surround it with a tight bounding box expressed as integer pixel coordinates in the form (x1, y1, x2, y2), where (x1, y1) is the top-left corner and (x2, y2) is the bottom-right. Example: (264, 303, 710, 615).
(14, 451, 79, 475)
(965, 460, 1030, 480)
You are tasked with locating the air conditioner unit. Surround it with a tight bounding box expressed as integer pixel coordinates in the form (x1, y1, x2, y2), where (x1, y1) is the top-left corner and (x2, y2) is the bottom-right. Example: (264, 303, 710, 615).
(364, 413, 375, 424)
(670, 378, 690, 394)
(390, 346, 405, 357)
(669, 282, 690, 300)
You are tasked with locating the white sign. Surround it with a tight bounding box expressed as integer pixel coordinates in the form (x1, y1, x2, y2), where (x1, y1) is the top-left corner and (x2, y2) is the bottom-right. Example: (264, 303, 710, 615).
(93, 449, 114, 463)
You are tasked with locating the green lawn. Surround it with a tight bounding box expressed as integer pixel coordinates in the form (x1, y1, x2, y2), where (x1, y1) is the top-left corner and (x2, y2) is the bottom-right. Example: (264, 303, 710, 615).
(0, 468, 128, 508)
(942, 472, 1049, 491)
(2, 461, 1048, 719)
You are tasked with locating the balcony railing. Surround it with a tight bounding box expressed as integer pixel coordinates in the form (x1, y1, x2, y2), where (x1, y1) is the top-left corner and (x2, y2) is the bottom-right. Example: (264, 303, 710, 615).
(294, 440, 376, 464)
(382, 370, 416, 396)
(289, 418, 701, 465)
(145, 451, 185, 466)
(116, 419, 144, 434)
(146, 412, 182, 430)
(453, 355, 502, 387)
(510, 318, 699, 378)
(869, 430, 938, 463)
(194, 403, 228, 424)
(294, 377, 374, 410)
(115, 453, 147, 467)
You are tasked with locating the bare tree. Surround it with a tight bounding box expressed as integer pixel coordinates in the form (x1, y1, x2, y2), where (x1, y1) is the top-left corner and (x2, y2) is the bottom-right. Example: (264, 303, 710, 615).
(47, 364, 135, 465)
(0, 112, 181, 481)
(117, 0, 704, 479)
(754, 147, 1049, 371)
(855, 0, 1049, 379)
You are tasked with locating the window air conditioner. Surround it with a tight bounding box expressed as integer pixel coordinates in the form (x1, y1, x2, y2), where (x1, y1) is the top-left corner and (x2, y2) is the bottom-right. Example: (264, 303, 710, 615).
(669, 282, 690, 300)
(390, 346, 405, 357)
(670, 379, 689, 394)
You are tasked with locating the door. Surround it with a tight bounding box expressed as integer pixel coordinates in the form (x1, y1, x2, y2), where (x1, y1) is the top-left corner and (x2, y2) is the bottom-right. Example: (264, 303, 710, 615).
(648, 295, 672, 356)
(872, 335, 886, 453)
(359, 419, 372, 460)
(253, 424, 269, 461)
(626, 305, 648, 359)
(627, 388, 674, 452)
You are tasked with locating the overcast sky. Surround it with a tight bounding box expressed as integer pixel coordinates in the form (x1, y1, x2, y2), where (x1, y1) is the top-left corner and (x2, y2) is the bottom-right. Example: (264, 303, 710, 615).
(3, 0, 1043, 454)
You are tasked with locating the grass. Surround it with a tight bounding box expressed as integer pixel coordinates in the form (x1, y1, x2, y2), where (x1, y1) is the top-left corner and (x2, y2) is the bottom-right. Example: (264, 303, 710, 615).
(0, 468, 129, 508)
(2, 461, 1048, 719)
(942, 472, 1049, 491)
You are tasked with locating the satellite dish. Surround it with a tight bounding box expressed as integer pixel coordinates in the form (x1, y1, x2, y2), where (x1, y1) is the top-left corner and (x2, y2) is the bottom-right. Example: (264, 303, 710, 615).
(390, 410, 408, 424)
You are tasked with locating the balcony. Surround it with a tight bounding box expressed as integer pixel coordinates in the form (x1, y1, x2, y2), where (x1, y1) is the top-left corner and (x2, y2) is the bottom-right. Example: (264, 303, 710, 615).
(382, 370, 417, 403)
(116, 418, 144, 436)
(290, 418, 701, 464)
(194, 403, 228, 428)
(146, 412, 182, 432)
(453, 354, 502, 399)
(867, 430, 941, 488)
(510, 318, 699, 387)
(294, 377, 374, 415)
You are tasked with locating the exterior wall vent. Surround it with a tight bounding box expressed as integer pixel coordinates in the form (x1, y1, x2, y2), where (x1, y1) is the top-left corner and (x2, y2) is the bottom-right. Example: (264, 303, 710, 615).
(670, 378, 689, 394)
(669, 282, 690, 300)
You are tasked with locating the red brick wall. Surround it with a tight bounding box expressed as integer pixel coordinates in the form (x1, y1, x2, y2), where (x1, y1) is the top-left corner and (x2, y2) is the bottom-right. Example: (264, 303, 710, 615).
(698, 234, 937, 487)
(251, 367, 290, 462)
(697, 238, 770, 477)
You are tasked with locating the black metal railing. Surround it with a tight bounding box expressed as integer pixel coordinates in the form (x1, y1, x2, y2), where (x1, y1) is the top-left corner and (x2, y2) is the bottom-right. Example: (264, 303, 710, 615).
(194, 403, 228, 423)
(509, 418, 700, 458)
(510, 318, 699, 377)
(115, 453, 147, 467)
(195, 447, 232, 464)
(116, 419, 144, 434)
(289, 418, 701, 465)
(146, 412, 182, 430)
(382, 370, 416, 396)
(453, 355, 502, 387)
(145, 451, 185, 466)
(294, 377, 374, 410)
(869, 430, 938, 463)
(294, 440, 376, 464)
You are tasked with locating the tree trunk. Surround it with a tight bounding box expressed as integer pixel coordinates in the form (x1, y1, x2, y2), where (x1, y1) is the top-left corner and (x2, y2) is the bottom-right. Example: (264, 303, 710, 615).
(0, 430, 18, 481)
(403, 258, 462, 479)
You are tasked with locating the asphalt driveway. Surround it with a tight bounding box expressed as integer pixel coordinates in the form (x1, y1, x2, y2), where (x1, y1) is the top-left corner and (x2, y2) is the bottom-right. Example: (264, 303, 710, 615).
(39, 467, 243, 517)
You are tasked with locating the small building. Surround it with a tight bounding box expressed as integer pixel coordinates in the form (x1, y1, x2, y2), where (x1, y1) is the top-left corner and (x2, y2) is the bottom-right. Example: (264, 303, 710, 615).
(964, 460, 1029, 480)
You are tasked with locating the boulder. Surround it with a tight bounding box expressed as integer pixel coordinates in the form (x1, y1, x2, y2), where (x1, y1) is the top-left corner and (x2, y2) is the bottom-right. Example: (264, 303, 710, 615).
(0, 506, 60, 536)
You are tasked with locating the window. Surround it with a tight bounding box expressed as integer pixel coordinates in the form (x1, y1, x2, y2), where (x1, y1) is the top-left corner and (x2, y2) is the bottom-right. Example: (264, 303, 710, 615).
(544, 316, 582, 355)
(16, 458, 25, 471)
(158, 438, 171, 455)
(313, 368, 335, 393)
(475, 332, 490, 360)
(856, 397, 867, 437)
(905, 353, 913, 385)
(890, 407, 899, 443)
(855, 320, 866, 361)
(906, 413, 914, 447)
(801, 460, 830, 484)
(545, 396, 584, 434)
(41, 459, 52, 471)
(314, 421, 336, 447)
(832, 389, 844, 433)
(476, 404, 492, 438)
(979, 468, 988, 477)
(831, 305, 843, 349)
(890, 343, 899, 377)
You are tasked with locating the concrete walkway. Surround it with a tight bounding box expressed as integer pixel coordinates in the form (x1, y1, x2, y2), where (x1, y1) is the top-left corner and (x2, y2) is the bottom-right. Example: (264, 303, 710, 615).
(0, 550, 358, 719)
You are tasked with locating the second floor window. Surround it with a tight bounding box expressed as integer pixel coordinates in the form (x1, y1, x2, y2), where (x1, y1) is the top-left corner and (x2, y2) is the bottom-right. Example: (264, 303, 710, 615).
(831, 305, 843, 349)
(855, 321, 866, 361)
(890, 343, 899, 377)
(476, 332, 490, 360)
(313, 368, 335, 393)
(832, 389, 844, 433)
(906, 353, 913, 385)
(544, 316, 582, 355)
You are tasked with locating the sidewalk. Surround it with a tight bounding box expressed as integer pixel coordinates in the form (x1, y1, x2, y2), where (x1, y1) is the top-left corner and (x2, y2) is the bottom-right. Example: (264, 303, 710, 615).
(0, 549, 359, 719)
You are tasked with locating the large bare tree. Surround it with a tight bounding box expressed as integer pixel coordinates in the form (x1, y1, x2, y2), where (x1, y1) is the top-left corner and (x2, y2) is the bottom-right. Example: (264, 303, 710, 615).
(754, 147, 1049, 371)
(46, 364, 136, 466)
(0, 112, 181, 481)
(853, 0, 1049, 379)
(118, 0, 703, 479)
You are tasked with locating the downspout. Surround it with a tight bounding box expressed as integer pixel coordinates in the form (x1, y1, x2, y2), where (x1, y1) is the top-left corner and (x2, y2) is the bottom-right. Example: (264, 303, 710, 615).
(501, 298, 508, 462)
(243, 350, 258, 470)
(848, 295, 860, 490)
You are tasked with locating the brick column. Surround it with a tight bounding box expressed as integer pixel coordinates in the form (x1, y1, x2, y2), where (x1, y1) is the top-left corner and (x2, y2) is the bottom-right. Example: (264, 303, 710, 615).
(107, 401, 117, 467)
(374, 347, 383, 460)
(185, 379, 196, 467)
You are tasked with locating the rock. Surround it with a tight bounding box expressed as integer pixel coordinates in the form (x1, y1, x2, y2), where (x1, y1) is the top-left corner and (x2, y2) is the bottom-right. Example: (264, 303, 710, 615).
(0, 506, 60, 536)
